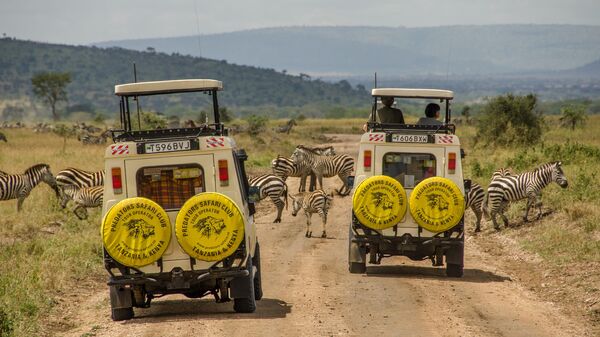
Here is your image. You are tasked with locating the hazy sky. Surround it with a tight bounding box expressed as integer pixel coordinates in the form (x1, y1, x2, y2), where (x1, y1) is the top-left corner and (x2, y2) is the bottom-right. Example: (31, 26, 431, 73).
(2, 0, 599, 45)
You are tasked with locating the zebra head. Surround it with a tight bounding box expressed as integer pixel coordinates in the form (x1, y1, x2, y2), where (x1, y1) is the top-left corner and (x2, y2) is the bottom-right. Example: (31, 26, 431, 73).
(551, 161, 568, 188)
(59, 185, 78, 208)
(25, 164, 59, 195)
(290, 193, 304, 216)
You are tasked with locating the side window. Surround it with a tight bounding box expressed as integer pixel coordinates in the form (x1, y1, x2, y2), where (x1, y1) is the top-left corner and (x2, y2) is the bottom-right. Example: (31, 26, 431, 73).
(136, 164, 204, 210)
(382, 153, 436, 188)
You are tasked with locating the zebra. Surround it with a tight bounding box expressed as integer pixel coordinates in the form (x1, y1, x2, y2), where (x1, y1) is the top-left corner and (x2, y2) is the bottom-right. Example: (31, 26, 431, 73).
(248, 174, 288, 223)
(491, 167, 513, 181)
(0, 164, 58, 211)
(276, 119, 297, 134)
(55, 168, 105, 208)
(60, 185, 104, 219)
(465, 182, 485, 232)
(483, 161, 568, 230)
(290, 145, 354, 196)
(290, 189, 333, 238)
(271, 146, 336, 192)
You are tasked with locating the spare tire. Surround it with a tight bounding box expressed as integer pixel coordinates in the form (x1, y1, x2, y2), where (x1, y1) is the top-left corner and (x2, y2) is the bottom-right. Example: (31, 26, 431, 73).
(409, 177, 465, 233)
(175, 192, 245, 262)
(102, 197, 171, 268)
(352, 175, 407, 230)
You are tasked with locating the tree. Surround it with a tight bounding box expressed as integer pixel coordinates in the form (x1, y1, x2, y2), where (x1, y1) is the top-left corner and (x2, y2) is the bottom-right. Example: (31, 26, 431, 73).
(559, 105, 587, 130)
(476, 94, 544, 146)
(461, 105, 471, 124)
(31, 72, 72, 121)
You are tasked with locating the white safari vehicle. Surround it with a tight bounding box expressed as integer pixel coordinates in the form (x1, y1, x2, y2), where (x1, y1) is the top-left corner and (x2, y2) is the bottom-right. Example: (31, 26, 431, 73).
(101, 79, 261, 321)
(349, 88, 467, 277)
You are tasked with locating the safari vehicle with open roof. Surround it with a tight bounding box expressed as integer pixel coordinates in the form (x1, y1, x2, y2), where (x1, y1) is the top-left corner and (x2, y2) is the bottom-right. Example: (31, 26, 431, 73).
(349, 88, 467, 277)
(101, 79, 261, 321)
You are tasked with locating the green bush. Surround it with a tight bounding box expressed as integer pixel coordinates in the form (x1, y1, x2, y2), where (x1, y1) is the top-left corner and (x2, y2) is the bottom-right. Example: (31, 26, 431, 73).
(245, 115, 268, 136)
(476, 94, 544, 146)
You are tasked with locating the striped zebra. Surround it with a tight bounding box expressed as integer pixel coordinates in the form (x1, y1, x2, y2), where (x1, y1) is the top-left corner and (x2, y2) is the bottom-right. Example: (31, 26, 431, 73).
(55, 168, 105, 207)
(290, 145, 354, 196)
(0, 164, 58, 211)
(465, 182, 485, 232)
(61, 185, 104, 219)
(290, 189, 334, 238)
(248, 174, 288, 223)
(491, 167, 512, 181)
(271, 146, 336, 192)
(483, 161, 568, 230)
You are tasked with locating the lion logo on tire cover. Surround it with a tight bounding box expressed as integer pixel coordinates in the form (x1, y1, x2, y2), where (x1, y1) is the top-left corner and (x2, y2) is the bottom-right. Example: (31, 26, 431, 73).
(124, 219, 156, 239)
(371, 192, 393, 211)
(193, 216, 226, 238)
(423, 193, 449, 219)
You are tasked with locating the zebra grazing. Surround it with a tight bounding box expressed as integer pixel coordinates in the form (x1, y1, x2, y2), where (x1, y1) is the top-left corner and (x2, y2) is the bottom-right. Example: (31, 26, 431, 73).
(465, 183, 485, 232)
(276, 119, 297, 134)
(290, 190, 333, 238)
(55, 168, 105, 207)
(0, 132, 7, 142)
(290, 145, 354, 196)
(248, 174, 288, 223)
(483, 161, 568, 230)
(61, 185, 104, 219)
(0, 164, 58, 211)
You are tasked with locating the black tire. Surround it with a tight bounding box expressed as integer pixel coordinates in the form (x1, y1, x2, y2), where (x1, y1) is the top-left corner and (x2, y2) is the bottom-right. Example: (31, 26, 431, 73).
(233, 257, 257, 313)
(446, 263, 464, 278)
(111, 307, 134, 321)
(349, 261, 366, 274)
(252, 242, 263, 301)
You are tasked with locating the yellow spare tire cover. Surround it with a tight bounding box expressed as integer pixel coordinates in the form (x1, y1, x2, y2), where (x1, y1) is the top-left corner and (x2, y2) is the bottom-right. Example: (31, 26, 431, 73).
(409, 177, 465, 233)
(102, 198, 171, 268)
(352, 175, 407, 230)
(175, 192, 245, 262)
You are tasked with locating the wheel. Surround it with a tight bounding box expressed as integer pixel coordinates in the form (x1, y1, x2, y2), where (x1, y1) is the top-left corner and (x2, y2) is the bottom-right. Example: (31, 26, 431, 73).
(446, 263, 464, 278)
(349, 262, 366, 274)
(111, 307, 134, 321)
(252, 242, 263, 301)
(233, 256, 257, 313)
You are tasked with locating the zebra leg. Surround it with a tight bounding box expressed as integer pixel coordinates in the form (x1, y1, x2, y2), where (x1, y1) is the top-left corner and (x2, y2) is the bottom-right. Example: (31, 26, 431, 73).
(305, 211, 312, 238)
(319, 209, 327, 238)
(523, 194, 535, 222)
(273, 197, 284, 223)
(308, 173, 316, 192)
(299, 173, 307, 192)
(534, 192, 543, 220)
(337, 174, 349, 196)
(17, 197, 25, 212)
(472, 205, 483, 232)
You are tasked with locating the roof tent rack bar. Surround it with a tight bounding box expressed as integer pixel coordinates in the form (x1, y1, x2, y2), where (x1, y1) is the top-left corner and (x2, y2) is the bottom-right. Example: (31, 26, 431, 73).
(212, 89, 220, 125)
(125, 97, 132, 131)
(119, 98, 124, 130)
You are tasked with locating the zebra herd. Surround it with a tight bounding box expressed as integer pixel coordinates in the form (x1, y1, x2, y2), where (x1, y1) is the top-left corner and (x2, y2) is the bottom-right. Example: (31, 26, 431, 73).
(466, 161, 568, 232)
(0, 165, 105, 219)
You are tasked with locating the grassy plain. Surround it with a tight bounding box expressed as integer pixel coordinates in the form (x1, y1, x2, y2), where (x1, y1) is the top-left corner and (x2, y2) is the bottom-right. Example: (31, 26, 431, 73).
(0, 115, 598, 335)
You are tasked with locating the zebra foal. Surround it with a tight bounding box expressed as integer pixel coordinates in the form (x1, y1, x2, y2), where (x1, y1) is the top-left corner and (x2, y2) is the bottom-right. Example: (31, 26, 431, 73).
(271, 146, 336, 192)
(483, 161, 568, 230)
(290, 145, 354, 196)
(248, 174, 288, 223)
(61, 185, 104, 219)
(0, 164, 58, 211)
(290, 189, 333, 238)
(55, 168, 105, 207)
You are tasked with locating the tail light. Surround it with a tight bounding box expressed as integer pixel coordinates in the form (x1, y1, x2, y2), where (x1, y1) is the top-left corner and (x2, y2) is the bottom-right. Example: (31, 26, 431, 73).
(218, 160, 229, 186)
(364, 150, 372, 172)
(448, 152, 456, 174)
(111, 167, 123, 194)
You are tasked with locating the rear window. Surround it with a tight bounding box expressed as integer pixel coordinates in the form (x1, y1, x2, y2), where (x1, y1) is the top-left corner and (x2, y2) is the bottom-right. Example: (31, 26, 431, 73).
(136, 164, 204, 210)
(382, 153, 436, 188)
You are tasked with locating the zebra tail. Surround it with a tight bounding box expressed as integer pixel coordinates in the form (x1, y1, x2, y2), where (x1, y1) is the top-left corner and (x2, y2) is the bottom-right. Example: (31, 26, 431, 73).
(284, 183, 288, 210)
(482, 192, 490, 220)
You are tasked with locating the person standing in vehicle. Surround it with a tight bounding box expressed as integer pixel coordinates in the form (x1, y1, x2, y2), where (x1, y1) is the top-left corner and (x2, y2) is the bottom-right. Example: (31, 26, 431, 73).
(416, 103, 443, 125)
(376, 96, 405, 124)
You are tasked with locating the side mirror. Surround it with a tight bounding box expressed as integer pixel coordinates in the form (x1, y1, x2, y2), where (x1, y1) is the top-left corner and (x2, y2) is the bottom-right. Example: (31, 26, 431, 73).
(347, 176, 355, 190)
(248, 186, 261, 203)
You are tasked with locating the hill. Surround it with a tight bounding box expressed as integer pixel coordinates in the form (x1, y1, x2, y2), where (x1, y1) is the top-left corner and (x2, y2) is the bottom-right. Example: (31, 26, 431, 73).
(94, 25, 600, 77)
(0, 38, 369, 118)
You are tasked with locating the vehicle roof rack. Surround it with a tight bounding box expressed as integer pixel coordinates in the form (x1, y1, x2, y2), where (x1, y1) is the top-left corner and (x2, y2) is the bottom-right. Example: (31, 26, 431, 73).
(115, 79, 223, 96)
(367, 123, 456, 134)
(111, 124, 226, 143)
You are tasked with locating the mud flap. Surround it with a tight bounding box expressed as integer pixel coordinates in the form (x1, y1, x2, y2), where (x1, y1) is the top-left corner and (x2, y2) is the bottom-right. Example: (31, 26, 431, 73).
(445, 244, 464, 266)
(230, 257, 254, 298)
(109, 285, 133, 309)
(348, 226, 366, 264)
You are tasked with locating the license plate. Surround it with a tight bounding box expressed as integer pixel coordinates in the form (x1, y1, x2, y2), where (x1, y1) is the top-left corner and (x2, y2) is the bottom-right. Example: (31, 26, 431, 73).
(391, 134, 429, 143)
(144, 140, 191, 153)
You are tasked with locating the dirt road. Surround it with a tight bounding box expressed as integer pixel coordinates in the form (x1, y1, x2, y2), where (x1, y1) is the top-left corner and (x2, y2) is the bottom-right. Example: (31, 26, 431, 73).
(61, 134, 591, 337)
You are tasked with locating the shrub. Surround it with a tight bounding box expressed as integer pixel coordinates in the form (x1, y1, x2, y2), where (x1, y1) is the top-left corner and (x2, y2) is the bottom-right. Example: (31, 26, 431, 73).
(476, 94, 544, 146)
(245, 115, 268, 136)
